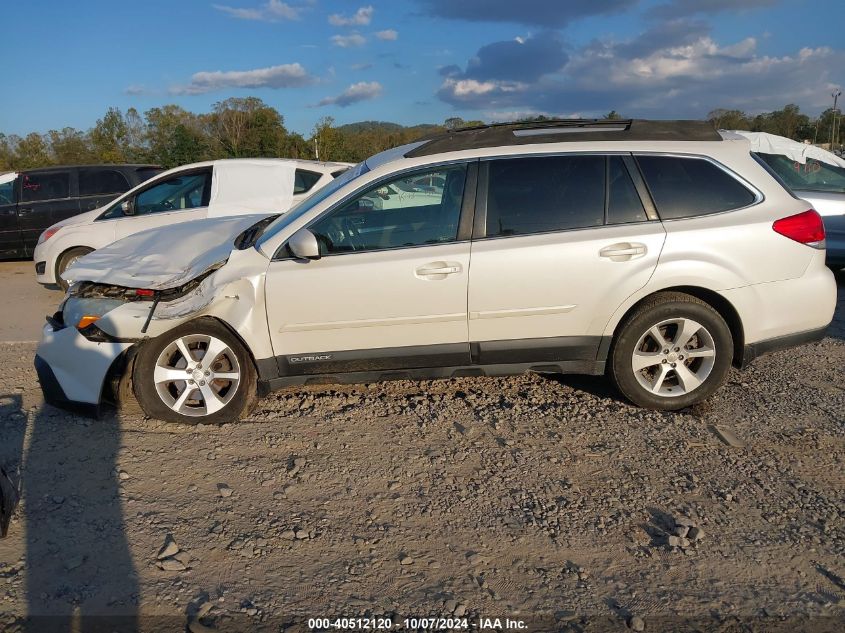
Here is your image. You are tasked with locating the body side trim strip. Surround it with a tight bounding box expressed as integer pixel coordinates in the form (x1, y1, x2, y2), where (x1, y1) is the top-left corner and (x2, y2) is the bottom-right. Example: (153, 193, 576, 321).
(280, 312, 466, 332)
(469, 304, 576, 320)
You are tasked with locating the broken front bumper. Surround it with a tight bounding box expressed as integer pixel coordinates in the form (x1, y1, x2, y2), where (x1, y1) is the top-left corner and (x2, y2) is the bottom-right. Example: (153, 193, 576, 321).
(34, 322, 133, 416)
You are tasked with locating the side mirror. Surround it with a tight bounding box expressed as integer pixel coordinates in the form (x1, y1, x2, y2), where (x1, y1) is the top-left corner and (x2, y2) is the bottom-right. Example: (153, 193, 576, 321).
(287, 228, 321, 260)
(120, 200, 135, 216)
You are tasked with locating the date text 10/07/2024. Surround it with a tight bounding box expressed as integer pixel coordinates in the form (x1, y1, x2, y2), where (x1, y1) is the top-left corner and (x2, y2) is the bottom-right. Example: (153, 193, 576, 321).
(307, 617, 530, 630)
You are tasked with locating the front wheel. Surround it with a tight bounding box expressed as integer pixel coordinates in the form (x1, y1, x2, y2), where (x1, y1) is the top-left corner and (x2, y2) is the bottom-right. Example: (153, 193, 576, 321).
(56, 247, 93, 291)
(133, 319, 258, 424)
(609, 293, 734, 410)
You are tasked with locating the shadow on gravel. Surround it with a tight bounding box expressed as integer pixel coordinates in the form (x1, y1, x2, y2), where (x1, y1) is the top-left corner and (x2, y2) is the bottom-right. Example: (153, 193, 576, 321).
(21, 404, 138, 632)
(641, 507, 676, 546)
(0, 394, 25, 532)
(541, 373, 626, 403)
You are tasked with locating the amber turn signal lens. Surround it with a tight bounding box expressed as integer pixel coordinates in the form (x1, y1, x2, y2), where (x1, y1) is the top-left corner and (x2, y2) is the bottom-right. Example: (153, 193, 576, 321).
(77, 315, 100, 329)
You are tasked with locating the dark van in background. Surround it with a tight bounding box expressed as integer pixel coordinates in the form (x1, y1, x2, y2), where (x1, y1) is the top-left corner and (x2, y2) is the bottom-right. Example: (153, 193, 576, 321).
(0, 164, 162, 259)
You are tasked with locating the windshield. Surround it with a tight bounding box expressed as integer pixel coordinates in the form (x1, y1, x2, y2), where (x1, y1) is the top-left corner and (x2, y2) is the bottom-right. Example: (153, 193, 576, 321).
(258, 161, 370, 244)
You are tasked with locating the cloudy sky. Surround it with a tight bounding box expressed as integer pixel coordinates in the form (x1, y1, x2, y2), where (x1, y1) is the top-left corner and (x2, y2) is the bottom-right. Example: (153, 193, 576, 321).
(2, 0, 843, 135)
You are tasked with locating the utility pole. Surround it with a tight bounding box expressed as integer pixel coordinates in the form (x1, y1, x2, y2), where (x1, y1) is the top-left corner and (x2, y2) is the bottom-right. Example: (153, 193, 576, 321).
(830, 89, 841, 150)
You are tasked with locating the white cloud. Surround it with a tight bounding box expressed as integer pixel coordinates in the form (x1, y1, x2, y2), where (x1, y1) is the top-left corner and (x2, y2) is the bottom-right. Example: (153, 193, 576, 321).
(317, 81, 383, 107)
(124, 84, 147, 96)
(438, 30, 845, 118)
(331, 33, 366, 48)
(375, 29, 398, 41)
(213, 0, 299, 22)
(171, 63, 314, 95)
(328, 6, 373, 26)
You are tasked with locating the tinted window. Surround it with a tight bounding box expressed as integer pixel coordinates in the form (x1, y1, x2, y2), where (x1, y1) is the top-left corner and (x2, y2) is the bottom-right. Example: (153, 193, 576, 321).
(136, 167, 164, 183)
(309, 164, 466, 255)
(294, 169, 322, 194)
(636, 156, 756, 220)
(20, 171, 70, 202)
(79, 169, 130, 196)
(757, 152, 845, 193)
(607, 156, 647, 224)
(330, 168, 350, 178)
(0, 179, 14, 205)
(102, 171, 210, 219)
(486, 156, 604, 237)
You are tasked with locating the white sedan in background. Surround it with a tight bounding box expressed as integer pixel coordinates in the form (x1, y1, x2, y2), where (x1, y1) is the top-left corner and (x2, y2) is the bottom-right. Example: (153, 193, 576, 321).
(34, 158, 351, 289)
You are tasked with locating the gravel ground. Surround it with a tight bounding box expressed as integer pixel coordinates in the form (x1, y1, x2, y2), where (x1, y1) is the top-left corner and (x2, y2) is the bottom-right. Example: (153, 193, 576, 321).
(0, 273, 843, 633)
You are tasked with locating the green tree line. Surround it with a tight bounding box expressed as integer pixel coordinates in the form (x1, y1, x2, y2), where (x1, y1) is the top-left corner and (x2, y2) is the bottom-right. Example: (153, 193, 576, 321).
(0, 98, 838, 172)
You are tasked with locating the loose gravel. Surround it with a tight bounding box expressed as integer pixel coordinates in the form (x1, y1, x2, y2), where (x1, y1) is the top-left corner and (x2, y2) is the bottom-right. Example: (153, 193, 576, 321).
(0, 275, 842, 632)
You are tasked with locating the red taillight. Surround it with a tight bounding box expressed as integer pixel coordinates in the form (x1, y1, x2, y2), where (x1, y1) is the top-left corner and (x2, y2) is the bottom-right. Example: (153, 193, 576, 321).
(134, 288, 155, 297)
(772, 209, 825, 247)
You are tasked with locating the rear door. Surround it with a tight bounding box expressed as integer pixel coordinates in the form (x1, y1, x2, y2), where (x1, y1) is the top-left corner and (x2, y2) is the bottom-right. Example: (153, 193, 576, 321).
(17, 169, 79, 253)
(78, 167, 132, 212)
(467, 154, 665, 366)
(0, 175, 23, 258)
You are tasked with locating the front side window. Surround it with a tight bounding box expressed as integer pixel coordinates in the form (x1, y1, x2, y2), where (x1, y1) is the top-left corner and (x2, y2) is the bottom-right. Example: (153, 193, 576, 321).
(79, 169, 130, 196)
(756, 153, 845, 193)
(636, 155, 756, 220)
(101, 171, 210, 219)
(20, 171, 70, 202)
(309, 164, 467, 255)
(0, 180, 14, 205)
(486, 156, 605, 237)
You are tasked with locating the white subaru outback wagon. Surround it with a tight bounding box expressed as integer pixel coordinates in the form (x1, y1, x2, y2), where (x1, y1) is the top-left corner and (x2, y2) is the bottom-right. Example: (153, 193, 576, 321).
(35, 119, 837, 424)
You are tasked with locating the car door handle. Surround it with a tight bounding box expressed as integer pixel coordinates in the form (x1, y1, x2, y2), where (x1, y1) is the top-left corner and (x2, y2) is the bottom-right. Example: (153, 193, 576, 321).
(415, 262, 462, 277)
(18, 208, 33, 216)
(599, 242, 647, 261)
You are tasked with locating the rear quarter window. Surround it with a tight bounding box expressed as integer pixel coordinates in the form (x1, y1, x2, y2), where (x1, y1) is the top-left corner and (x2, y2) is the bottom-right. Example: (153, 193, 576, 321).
(294, 169, 323, 194)
(636, 155, 756, 220)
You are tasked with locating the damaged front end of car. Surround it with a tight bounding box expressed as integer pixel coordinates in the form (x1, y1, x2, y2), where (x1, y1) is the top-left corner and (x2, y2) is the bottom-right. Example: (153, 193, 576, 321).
(35, 214, 278, 417)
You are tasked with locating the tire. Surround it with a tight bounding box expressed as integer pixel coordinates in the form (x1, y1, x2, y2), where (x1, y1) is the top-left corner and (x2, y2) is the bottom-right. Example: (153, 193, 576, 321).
(56, 247, 93, 291)
(132, 318, 258, 425)
(608, 292, 733, 411)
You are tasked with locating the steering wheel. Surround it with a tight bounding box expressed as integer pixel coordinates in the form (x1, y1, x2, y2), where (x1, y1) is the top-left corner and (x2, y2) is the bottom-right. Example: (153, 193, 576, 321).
(341, 218, 365, 251)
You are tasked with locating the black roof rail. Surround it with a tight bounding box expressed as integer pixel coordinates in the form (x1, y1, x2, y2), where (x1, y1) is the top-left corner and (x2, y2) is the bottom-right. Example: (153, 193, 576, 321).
(405, 119, 721, 158)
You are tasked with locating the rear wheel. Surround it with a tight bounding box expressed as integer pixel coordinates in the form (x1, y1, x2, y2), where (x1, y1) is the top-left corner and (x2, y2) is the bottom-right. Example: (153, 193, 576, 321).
(133, 319, 258, 424)
(56, 247, 93, 291)
(609, 293, 733, 410)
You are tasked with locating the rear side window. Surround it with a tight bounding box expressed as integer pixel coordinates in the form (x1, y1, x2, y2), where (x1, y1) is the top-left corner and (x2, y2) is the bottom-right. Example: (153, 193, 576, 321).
(294, 169, 322, 194)
(135, 167, 164, 183)
(486, 156, 605, 237)
(79, 169, 130, 196)
(20, 171, 70, 202)
(607, 156, 648, 224)
(636, 155, 756, 220)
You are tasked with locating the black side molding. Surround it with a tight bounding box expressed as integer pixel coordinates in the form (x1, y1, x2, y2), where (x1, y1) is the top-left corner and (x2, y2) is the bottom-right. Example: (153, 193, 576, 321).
(739, 326, 828, 368)
(262, 359, 605, 391)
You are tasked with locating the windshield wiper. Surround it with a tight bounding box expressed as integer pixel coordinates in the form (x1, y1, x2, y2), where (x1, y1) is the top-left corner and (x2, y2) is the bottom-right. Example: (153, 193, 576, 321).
(235, 214, 280, 250)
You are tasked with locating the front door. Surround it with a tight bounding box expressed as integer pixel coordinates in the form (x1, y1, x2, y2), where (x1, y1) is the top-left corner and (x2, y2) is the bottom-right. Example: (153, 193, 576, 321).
(468, 155, 666, 365)
(264, 163, 475, 376)
(0, 175, 23, 258)
(17, 169, 79, 253)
